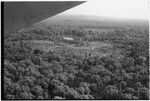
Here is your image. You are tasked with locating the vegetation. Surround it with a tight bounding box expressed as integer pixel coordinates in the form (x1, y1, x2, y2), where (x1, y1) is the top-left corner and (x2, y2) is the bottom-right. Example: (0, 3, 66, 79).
(3, 15, 149, 100)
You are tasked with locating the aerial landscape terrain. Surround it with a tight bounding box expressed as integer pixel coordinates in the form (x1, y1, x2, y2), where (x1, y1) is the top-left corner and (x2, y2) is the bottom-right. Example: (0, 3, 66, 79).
(3, 14, 149, 99)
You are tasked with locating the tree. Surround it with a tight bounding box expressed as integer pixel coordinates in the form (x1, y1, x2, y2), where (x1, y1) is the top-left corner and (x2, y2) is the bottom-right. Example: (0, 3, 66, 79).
(102, 76, 111, 83)
(80, 82, 90, 94)
(36, 79, 48, 89)
(20, 92, 34, 99)
(103, 85, 120, 100)
(5, 94, 15, 99)
(89, 83, 97, 93)
(124, 87, 135, 95)
(21, 85, 30, 92)
(137, 87, 149, 100)
(30, 85, 43, 97)
(4, 76, 11, 85)
(135, 55, 146, 66)
(123, 93, 133, 100)
(118, 81, 127, 90)
(121, 57, 135, 69)
(37, 96, 44, 99)
(65, 87, 79, 99)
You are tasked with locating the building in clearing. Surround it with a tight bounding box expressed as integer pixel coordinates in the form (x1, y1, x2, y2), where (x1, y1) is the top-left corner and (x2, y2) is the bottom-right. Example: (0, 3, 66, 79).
(63, 37, 74, 41)
(62, 37, 75, 45)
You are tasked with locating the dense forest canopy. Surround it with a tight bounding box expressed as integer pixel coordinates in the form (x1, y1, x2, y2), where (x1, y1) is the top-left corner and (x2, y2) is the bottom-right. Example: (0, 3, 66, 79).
(3, 15, 149, 100)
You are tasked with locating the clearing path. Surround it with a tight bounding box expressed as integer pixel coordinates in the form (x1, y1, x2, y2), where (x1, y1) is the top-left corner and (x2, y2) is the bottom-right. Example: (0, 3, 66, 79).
(18, 40, 114, 57)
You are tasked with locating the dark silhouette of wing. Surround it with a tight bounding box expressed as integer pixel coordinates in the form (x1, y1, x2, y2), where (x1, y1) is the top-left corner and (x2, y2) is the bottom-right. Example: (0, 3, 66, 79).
(3, 1, 86, 38)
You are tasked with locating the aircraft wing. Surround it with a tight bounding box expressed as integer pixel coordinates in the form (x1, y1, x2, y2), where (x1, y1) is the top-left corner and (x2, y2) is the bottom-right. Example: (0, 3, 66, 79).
(3, 1, 85, 38)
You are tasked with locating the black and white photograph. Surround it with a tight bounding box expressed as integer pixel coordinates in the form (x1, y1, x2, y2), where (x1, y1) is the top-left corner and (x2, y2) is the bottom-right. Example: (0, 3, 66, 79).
(1, 0, 149, 100)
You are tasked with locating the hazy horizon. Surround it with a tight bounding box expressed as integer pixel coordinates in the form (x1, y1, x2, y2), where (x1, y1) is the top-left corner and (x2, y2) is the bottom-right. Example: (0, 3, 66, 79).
(55, 13, 149, 22)
(61, 0, 149, 20)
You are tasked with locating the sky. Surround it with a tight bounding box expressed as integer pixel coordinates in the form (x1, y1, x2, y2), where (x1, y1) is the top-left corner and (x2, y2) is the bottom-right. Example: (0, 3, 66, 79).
(61, 0, 149, 20)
